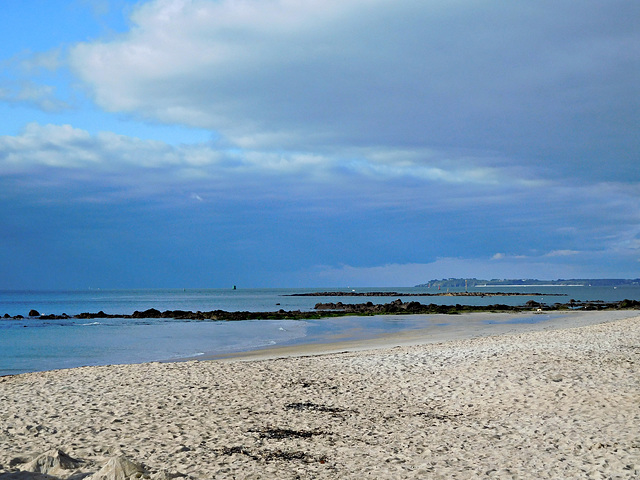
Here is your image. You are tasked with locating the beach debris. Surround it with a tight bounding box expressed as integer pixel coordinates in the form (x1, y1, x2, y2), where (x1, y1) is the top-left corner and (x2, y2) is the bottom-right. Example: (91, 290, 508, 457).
(217, 446, 259, 460)
(250, 427, 328, 440)
(216, 446, 328, 464)
(284, 401, 351, 416)
(414, 409, 462, 421)
(261, 449, 327, 463)
(85, 456, 149, 480)
(23, 449, 83, 477)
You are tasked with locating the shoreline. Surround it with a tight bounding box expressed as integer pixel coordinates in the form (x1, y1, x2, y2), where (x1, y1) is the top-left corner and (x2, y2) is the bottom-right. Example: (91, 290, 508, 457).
(1, 311, 638, 479)
(187, 309, 638, 362)
(2, 310, 637, 377)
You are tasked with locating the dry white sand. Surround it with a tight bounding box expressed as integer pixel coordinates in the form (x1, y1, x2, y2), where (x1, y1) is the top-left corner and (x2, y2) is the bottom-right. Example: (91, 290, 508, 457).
(1, 312, 638, 479)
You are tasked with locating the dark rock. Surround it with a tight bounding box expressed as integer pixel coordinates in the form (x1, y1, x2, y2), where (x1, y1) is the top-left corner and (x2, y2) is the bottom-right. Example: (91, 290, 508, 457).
(29, 309, 40, 317)
(315, 302, 338, 310)
(163, 310, 192, 319)
(132, 308, 162, 318)
(619, 299, 640, 309)
(76, 311, 111, 319)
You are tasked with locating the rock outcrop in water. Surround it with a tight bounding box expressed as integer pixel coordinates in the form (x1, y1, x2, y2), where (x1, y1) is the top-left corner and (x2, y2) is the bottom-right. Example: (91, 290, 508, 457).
(4, 299, 639, 322)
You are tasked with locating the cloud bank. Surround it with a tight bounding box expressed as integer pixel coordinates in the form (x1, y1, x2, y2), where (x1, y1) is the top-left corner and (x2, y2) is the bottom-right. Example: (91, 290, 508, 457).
(69, 0, 639, 180)
(0, 0, 638, 287)
(2, 121, 638, 287)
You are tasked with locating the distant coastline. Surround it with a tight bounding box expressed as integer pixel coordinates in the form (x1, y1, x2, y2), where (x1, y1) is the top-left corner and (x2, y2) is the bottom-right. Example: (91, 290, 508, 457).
(475, 284, 585, 288)
(285, 291, 562, 297)
(416, 278, 640, 288)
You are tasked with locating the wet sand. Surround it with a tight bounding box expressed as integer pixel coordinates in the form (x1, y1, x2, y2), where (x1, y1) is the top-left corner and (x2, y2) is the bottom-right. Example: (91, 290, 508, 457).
(1, 311, 638, 479)
(210, 310, 637, 361)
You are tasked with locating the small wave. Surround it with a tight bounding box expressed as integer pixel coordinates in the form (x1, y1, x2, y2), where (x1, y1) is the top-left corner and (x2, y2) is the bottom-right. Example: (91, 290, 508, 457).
(81, 322, 101, 326)
(168, 351, 205, 360)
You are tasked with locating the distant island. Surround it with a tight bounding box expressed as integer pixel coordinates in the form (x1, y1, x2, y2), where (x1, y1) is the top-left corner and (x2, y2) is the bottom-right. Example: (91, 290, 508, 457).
(416, 278, 640, 288)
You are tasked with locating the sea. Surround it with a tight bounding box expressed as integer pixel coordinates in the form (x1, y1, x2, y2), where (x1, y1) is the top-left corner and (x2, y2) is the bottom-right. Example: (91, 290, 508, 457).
(2, 285, 639, 376)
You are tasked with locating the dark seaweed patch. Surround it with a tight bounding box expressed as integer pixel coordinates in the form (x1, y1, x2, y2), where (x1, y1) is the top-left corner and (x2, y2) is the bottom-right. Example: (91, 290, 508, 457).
(285, 402, 351, 415)
(216, 445, 328, 463)
(250, 427, 328, 439)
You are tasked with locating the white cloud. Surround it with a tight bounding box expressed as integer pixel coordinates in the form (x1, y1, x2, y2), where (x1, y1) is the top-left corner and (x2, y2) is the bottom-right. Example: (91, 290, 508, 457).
(0, 48, 71, 112)
(0, 81, 69, 112)
(17, 49, 64, 73)
(545, 250, 580, 257)
(491, 253, 529, 261)
(77, 0, 111, 17)
(0, 123, 173, 170)
(66, 0, 639, 182)
(0, 122, 539, 190)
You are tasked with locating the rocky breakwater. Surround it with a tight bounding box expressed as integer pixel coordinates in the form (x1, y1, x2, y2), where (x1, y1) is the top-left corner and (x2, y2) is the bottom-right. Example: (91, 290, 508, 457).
(6, 308, 339, 321)
(313, 299, 521, 315)
(4, 299, 640, 322)
(313, 298, 640, 315)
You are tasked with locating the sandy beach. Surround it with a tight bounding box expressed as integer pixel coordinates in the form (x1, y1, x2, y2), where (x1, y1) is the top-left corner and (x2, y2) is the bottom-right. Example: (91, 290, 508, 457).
(1, 312, 638, 479)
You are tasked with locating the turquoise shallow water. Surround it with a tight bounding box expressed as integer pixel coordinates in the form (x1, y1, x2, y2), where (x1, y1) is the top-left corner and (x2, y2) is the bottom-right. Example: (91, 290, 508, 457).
(0, 316, 308, 375)
(1, 286, 638, 375)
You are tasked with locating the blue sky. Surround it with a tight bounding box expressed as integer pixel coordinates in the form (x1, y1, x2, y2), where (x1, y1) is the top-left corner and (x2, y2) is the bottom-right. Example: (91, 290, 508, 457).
(1, 0, 638, 289)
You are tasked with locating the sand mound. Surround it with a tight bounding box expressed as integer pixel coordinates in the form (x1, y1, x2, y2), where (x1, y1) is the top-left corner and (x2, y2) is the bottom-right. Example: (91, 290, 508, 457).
(85, 456, 148, 480)
(22, 450, 82, 477)
(4, 452, 153, 480)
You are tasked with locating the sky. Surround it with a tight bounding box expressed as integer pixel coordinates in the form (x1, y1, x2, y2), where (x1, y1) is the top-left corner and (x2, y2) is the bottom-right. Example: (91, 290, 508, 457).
(0, 0, 638, 289)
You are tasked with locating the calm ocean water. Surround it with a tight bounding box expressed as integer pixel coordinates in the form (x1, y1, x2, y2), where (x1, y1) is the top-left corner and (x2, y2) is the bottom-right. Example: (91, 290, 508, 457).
(1, 286, 638, 375)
